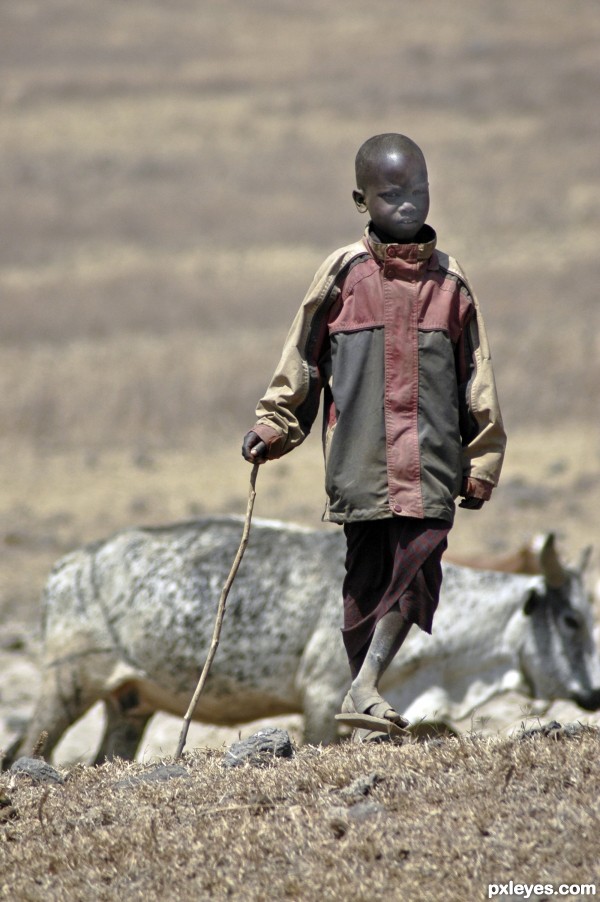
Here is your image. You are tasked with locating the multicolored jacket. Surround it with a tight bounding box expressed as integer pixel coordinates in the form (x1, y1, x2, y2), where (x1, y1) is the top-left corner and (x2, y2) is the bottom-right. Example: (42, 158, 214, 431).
(252, 225, 506, 524)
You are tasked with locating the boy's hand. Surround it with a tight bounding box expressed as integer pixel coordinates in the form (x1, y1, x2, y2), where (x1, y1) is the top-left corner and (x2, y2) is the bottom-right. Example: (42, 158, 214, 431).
(242, 431, 268, 464)
(459, 476, 493, 510)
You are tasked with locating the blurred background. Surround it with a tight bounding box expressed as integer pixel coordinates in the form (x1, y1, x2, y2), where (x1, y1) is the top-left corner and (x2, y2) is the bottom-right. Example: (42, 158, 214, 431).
(1, 0, 599, 756)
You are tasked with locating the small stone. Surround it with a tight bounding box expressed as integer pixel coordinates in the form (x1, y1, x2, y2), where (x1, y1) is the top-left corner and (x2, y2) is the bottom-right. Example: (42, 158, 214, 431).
(337, 772, 384, 802)
(517, 721, 597, 741)
(347, 800, 386, 822)
(223, 728, 295, 768)
(114, 763, 191, 789)
(138, 764, 190, 783)
(10, 757, 64, 785)
(327, 800, 385, 835)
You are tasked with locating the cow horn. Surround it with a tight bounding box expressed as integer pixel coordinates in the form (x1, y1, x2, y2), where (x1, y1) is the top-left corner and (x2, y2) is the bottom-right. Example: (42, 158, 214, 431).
(577, 545, 593, 574)
(539, 533, 567, 588)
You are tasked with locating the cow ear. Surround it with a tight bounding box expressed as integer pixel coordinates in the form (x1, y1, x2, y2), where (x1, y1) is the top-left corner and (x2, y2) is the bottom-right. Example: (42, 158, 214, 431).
(523, 589, 540, 616)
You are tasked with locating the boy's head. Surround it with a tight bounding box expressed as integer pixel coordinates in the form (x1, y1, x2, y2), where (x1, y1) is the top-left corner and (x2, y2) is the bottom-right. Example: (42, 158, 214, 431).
(353, 133, 430, 243)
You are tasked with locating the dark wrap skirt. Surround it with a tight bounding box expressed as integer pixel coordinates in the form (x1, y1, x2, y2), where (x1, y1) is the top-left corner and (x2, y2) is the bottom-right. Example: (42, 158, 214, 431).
(341, 517, 450, 673)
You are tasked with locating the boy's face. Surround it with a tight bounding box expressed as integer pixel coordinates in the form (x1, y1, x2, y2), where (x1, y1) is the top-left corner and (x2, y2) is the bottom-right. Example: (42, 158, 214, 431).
(353, 150, 430, 242)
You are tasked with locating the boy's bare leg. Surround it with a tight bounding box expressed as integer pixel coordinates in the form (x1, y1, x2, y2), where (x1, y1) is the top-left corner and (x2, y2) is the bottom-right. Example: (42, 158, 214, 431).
(351, 606, 411, 685)
(346, 605, 412, 726)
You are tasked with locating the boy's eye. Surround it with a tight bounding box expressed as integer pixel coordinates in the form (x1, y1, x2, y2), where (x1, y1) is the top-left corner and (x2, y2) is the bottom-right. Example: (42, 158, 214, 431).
(381, 187, 428, 201)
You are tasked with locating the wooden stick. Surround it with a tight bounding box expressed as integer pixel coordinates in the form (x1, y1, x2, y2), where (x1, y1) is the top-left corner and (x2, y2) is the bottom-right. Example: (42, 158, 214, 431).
(175, 463, 259, 759)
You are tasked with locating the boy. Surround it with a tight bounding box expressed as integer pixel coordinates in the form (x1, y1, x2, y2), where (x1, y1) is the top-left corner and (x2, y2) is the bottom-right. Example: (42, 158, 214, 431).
(242, 133, 506, 742)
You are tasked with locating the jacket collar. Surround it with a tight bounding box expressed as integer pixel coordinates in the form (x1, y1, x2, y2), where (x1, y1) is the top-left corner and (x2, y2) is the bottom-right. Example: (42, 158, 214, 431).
(364, 223, 438, 265)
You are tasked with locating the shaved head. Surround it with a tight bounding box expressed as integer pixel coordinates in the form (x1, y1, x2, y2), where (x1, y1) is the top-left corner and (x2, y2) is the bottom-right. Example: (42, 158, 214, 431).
(355, 133, 426, 189)
(352, 133, 430, 242)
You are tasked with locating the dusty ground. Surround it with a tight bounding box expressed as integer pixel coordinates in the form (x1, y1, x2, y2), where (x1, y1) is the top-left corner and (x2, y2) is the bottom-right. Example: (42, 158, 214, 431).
(3, 727, 600, 902)
(0, 0, 599, 895)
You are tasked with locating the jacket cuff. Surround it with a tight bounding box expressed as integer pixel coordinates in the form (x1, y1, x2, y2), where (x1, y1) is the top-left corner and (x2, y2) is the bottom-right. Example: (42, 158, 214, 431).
(252, 423, 285, 460)
(462, 471, 496, 483)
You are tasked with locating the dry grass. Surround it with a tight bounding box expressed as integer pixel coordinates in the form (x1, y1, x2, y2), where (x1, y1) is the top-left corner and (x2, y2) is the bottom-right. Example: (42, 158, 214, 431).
(2, 730, 600, 901)
(0, 331, 276, 450)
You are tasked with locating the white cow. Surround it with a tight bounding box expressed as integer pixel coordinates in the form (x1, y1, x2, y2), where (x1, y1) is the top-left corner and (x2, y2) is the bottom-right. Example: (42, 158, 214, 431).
(4, 518, 599, 764)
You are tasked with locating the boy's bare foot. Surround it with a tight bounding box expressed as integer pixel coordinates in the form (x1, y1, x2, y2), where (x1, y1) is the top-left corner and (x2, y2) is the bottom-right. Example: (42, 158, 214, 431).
(334, 687, 409, 734)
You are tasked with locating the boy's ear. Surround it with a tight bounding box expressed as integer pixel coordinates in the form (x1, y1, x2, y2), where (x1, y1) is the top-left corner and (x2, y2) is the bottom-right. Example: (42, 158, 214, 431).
(353, 190, 367, 213)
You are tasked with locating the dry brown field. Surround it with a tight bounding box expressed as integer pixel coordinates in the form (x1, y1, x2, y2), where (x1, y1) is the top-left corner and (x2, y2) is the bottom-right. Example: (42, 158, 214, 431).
(1, 0, 600, 897)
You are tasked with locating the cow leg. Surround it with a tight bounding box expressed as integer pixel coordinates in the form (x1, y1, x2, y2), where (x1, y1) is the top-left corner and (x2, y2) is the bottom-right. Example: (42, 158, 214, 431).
(11, 677, 92, 764)
(408, 720, 458, 741)
(302, 684, 342, 746)
(1, 734, 23, 770)
(94, 686, 151, 764)
(298, 628, 349, 745)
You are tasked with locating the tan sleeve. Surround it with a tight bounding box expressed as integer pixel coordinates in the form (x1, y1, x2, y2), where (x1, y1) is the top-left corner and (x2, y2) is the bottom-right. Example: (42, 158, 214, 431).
(461, 292, 507, 486)
(252, 242, 366, 459)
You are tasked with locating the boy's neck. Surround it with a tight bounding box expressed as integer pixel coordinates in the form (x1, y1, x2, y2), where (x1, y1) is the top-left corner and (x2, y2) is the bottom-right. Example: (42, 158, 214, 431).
(369, 223, 429, 245)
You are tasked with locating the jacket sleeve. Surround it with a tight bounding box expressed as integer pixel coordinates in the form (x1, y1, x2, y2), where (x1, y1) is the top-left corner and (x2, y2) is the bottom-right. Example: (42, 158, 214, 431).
(457, 287, 507, 487)
(251, 243, 365, 460)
